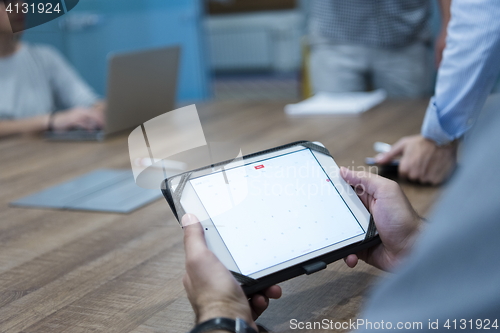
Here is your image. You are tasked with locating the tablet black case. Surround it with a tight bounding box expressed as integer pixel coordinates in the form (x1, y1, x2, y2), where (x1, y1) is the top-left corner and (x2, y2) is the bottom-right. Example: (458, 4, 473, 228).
(161, 141, 380, 295)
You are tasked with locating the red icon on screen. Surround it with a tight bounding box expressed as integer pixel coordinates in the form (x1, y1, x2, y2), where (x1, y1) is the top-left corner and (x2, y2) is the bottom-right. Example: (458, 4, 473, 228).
(326, 179, 330, 182)
(255, 165, 265, 170)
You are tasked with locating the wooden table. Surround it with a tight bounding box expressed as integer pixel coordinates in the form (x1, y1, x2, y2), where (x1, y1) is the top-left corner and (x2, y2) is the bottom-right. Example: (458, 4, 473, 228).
(0, 100, 441, 333)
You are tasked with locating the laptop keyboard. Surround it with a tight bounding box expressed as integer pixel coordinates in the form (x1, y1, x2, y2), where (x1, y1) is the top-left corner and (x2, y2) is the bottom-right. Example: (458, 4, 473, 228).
(45, 129, 105, 141)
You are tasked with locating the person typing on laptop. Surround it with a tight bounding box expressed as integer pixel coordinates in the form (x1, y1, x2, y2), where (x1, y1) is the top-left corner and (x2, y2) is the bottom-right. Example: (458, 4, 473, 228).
(0, 0, 104, 138)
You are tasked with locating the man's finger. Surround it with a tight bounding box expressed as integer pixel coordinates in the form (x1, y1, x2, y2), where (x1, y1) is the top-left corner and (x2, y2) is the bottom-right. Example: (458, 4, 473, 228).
(264, 285, 282, 299)
(250, 294, 269, 320)
(344, 254, 359, 268)
(182, 214, 208, 260)
(398, 156, 411, 179)
(375, 139, 406, 164)
(340, 167, 387, 199)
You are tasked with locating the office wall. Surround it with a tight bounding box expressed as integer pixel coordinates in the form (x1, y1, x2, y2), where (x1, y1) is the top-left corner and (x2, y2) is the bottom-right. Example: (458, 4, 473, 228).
(23, 0, 211, 102)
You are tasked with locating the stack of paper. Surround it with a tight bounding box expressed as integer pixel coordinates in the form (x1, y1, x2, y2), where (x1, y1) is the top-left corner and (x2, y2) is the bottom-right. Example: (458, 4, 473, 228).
(285, 89, 387, 116)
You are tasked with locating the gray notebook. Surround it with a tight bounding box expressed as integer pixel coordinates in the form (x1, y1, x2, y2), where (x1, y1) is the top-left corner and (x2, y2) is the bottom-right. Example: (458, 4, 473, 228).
(11, 169, 162, 213)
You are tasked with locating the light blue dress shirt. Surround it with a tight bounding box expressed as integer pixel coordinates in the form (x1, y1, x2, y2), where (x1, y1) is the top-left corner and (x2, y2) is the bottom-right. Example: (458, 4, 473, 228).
(421, 0, 500, 145)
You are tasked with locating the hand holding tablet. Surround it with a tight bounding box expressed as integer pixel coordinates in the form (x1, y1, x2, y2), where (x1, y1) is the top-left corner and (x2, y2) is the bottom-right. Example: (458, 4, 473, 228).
(163, 141, 382, 294)
(182, 213, 282, 328)
(339, 167, 423, 271)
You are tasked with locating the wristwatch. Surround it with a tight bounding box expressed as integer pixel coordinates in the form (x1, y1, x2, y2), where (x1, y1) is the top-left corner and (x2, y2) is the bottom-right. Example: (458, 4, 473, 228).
(189, 317, 258, 333)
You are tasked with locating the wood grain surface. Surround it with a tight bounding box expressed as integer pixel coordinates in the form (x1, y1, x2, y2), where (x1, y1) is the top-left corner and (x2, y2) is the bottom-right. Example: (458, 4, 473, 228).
(0, 100, 441, 333)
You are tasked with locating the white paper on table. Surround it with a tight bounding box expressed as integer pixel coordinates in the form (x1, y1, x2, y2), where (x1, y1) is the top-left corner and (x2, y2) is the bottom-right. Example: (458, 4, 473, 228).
(284, 89, 387, 116)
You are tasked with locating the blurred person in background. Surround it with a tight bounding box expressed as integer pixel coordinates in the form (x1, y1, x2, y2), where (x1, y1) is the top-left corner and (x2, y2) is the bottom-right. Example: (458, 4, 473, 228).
(376, 0, 500, 185)
(308, 0, 451, 98)
(0, 0, 104, 137)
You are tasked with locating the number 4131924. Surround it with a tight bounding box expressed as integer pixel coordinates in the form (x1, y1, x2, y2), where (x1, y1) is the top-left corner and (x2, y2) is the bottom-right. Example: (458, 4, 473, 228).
(444, 319, 498, 330)
(5, 2, 62, 14)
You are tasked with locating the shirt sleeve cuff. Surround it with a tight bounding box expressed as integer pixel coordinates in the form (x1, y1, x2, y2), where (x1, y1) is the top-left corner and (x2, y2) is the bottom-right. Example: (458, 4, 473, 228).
(421, 98, 455, 146)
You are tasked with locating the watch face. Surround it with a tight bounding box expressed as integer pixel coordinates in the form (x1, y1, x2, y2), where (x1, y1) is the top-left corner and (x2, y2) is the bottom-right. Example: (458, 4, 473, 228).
(191, 317, 257, 333)
(236, 318, 257, 333)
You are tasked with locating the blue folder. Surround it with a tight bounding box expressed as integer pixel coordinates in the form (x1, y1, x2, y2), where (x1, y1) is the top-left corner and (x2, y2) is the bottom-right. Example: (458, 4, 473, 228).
(11, 169, 162, 214)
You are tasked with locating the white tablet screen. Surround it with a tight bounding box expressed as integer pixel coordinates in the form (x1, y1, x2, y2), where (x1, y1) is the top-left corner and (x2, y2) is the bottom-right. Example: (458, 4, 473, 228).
(189, 149, 365, 275)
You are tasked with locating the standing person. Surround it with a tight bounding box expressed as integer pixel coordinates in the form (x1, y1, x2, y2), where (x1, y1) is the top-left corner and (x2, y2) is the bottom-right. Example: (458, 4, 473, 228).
(308, 0, 451, 98)
(375, 0, 500, 185)
(0, 0, 104, 137)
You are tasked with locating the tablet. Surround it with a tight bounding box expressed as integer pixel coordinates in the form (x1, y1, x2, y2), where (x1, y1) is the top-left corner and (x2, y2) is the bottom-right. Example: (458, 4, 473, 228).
(163, 141, 379, 294)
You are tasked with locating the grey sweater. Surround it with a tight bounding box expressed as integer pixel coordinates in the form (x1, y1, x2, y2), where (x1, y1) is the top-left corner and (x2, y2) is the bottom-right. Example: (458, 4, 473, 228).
(0, 43, 98, 120)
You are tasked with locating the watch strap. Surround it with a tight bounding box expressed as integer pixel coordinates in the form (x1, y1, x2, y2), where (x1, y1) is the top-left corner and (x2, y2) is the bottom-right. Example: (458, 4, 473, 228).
(190, 317, 257, 333)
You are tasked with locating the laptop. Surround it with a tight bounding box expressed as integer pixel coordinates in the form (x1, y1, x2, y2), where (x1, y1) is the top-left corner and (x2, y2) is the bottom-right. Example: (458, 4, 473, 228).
(45, 45, 180, 141)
